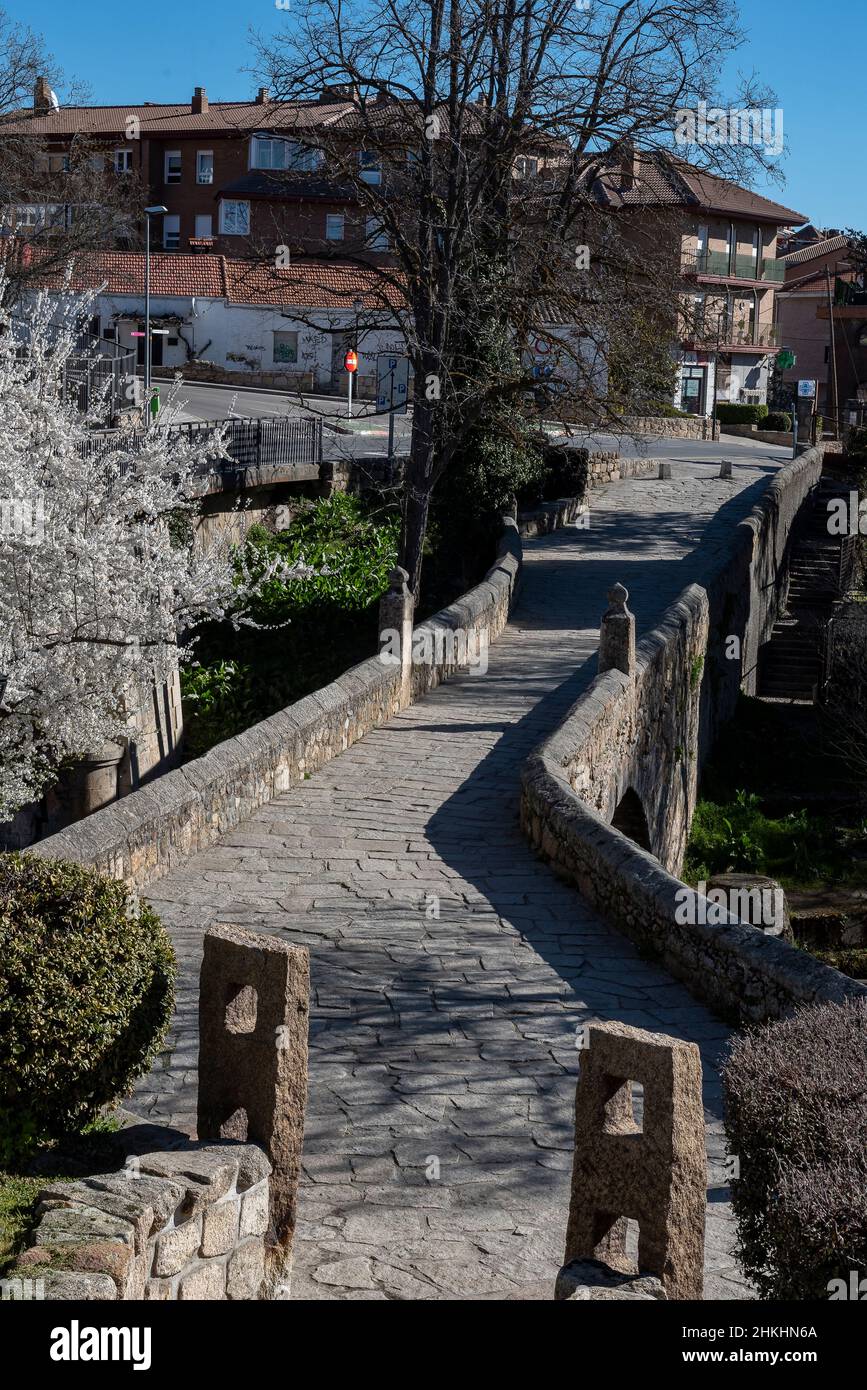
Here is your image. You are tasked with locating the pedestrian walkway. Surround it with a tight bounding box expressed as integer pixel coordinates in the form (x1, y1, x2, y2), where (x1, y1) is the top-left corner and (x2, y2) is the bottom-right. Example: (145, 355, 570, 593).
(136, 446, 786, 1299)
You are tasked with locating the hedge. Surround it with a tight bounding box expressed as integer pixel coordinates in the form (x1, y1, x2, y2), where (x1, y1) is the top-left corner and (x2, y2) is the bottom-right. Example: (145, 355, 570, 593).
(715, 403, 769, 425)
(0, 854, 175, 1163)
(763, 411, 792, 432)
(721, 998, 867, 1300)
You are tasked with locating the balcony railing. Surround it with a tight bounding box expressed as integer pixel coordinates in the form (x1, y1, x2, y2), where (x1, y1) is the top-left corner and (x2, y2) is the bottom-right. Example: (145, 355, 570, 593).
(684, 319, 780, 349)
(682, 249, 786, 283)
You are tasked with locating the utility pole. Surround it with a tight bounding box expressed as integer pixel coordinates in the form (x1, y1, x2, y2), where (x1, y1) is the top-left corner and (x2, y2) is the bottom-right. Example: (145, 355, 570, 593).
(826, 265, 840, 440)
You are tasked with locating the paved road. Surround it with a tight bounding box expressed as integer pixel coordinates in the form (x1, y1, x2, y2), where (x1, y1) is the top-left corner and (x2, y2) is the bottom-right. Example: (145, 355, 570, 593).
(134, 439, 787, 1299)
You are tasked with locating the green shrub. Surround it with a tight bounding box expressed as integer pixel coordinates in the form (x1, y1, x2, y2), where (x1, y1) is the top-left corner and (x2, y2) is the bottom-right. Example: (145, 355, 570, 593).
(684, 791, 837, 883)
(722, 998, 867, 1300)
(0, 854, 175, 1164)
(715, 403, 769, 425)
(181, 495, 399, 756)
(846, 424, 867, 463)
(763, 411, 792, 432)
(541, 445, 589, 501)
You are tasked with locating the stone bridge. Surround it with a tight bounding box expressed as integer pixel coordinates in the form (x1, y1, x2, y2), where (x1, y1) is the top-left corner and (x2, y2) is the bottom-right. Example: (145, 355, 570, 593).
(33, 438, 865, 1300)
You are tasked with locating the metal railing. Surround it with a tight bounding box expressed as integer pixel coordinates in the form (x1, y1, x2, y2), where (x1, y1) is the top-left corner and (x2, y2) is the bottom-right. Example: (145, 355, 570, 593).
(62, 348, 137, 419)
(681, 250, 786, 282)
(79, 414, 324, 477)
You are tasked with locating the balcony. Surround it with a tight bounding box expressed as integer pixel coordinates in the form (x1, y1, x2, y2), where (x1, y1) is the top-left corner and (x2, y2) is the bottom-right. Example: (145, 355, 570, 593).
(681, 249, 786, 283)
(761, 257, 785, 282)
(683, 320, 780, 350)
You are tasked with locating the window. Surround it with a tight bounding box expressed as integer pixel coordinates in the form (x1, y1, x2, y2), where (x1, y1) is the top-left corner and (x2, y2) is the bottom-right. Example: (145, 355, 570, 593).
(365, 216, 389, 250)
(164, 150, 182, 184)
(36, 152, 70, 174)
(197, 151, 214, 184)
(251, 135, 288, 170)
(359, 150, 381, 184)
(103, 325, 116, 341)
(325, 213, 345, 241)
(163, 214, 180, 250)
(194, 213, 213, 239)
(114, 149, 133, 174)
(514, 155, 538, 178)
(273, 330, 299, 364)
(11, 204, 64, 230)
(88, 154, 105, 173)
(219, 199, 250, 236)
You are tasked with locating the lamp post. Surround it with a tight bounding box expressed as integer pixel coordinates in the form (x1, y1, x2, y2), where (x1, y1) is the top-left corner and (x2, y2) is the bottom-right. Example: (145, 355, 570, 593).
(143, 205, 168, 421)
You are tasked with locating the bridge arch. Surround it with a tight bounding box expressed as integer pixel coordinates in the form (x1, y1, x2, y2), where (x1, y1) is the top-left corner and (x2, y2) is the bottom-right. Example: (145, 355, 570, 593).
(611, 787, 652, 854)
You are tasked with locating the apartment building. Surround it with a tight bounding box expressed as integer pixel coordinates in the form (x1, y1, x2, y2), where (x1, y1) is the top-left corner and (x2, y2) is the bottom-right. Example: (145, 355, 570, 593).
(4, 78, 380, 256)
(776, 233, 867, 425)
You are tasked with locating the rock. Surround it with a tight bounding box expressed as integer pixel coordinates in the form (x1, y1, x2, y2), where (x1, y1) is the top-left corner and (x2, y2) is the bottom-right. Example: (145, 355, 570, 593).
(706, 873, 791, 940)
(556, 1258, 667, 1300)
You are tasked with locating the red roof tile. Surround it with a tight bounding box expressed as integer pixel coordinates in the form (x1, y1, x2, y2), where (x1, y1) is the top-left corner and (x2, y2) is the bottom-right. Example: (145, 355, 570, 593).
(27, 247, 405, 310)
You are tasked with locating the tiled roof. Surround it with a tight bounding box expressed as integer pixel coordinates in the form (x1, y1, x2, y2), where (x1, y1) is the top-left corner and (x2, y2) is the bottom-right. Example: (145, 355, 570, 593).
(588, 148, 806, 224)
(781, 233, 849, 264)
(28, 248, 405, 310)
(223, 258, 405, 309)
(1, 99, 352, 138)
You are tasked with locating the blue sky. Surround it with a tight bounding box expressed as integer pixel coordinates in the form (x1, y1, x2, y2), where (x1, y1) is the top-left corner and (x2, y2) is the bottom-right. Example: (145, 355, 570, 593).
(5, 0, 865, 229)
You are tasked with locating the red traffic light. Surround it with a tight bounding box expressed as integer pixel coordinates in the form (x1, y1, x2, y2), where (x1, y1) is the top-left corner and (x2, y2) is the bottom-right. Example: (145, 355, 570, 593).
(344, 349, 358, 374)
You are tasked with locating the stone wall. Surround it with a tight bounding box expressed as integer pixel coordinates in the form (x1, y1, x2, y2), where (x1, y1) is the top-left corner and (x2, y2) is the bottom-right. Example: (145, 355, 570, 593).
(14, 1141, 273, 1301)
(153, 363, 316, 393)
(619, 415, 709, 440)
(520, 446, 867, 1022)
(31, 518, 522, 890)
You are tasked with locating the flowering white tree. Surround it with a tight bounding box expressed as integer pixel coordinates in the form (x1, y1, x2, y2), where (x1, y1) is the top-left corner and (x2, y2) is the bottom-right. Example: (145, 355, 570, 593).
(0, 274, 279, 820)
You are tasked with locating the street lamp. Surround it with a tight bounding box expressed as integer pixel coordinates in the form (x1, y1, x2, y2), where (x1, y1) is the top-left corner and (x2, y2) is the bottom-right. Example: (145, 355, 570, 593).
(143, 205, 168, 419)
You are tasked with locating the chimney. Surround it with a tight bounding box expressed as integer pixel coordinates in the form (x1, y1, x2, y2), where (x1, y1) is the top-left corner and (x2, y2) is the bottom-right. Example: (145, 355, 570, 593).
(620, 140, 640, 190)
(192, 86, 208, 115)
(33, 75, 53, 114)
(256, 87, 270, 105)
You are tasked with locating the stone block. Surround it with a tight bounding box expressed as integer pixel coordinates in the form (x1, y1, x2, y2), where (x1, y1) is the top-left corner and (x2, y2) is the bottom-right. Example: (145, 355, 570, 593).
(226, 1238, 266, 1300)
(556, 1258, 667, 1300)
(139, 1149, 237, 1213)
(145, 1277, 173, 1300)
(239, 1180, 269, 1238)
(152, 1215, 203, 1277)
(34, 1204, 136, 1249)
(197, 925, 309, 1269)
(563, 1021, 706, 1300)
(202, 1197, 241, 1256)
(41, 1271, 118, 1301)
(179, 1262, 227, 1300)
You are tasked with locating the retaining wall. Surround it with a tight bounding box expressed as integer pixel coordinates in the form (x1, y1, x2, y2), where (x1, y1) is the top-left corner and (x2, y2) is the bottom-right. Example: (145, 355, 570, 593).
(10, 1140, 273, 1301)
(520, 446, 867, 1021)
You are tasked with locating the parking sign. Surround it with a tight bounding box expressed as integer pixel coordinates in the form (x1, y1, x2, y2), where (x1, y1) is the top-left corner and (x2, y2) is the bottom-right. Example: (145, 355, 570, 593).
(376, 354, 409, 415)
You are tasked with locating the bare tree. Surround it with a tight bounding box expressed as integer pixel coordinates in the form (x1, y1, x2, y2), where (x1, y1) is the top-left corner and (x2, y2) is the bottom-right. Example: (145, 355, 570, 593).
(248, 0, 780, 594)
(0, 8, 143, 306)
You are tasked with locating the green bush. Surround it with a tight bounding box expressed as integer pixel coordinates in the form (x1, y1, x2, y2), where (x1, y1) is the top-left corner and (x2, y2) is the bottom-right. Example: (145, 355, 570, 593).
(763, 411, 792, 432)
(715, 403, 769, 425)
(846, 424, 867, 463)
(0, 854, 175, 1164)
(181, 495, 399, 756)
(541, 445, 589, 501)
(722, 998, 867, 1300)
(684, 790, 837, 883)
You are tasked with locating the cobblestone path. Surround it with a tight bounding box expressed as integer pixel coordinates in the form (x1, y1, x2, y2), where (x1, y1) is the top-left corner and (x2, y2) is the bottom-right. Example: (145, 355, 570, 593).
(136, 446, 788, 1299)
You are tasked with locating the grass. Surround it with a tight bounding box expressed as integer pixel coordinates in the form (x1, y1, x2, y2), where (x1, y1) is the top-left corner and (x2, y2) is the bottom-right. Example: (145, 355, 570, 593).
(0, 1114, 124, 1279)
(0, 1173, 42, 1276)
